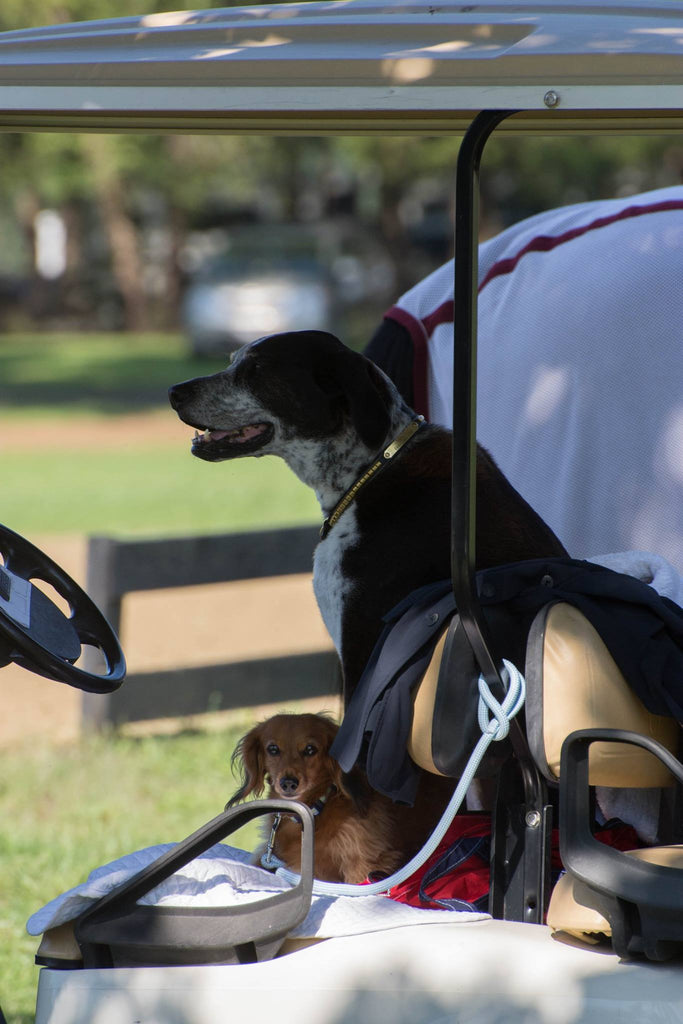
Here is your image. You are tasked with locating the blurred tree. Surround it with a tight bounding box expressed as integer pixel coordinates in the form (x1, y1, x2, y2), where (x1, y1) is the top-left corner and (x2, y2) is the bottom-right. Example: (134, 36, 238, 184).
(0, 2, 679, 330)
(483, 134, 683, 234)
(0, 1, 179, 327)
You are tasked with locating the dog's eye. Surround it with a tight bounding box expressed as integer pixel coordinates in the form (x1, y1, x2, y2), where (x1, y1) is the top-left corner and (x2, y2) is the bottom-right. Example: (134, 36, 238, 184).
(230, 350, 256, 383)
(266, 743, 280, 756)
(302, 744, 318, 757)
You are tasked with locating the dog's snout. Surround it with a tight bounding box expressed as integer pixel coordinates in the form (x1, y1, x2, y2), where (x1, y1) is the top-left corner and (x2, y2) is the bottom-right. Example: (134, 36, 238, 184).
(168, 380, 193, 411)
(169, 378, 210, 429)
(279, 776, 299, 795)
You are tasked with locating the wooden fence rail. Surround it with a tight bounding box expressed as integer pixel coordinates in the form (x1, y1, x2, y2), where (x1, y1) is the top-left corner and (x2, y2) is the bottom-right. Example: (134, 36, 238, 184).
(81, 525, 340, 730)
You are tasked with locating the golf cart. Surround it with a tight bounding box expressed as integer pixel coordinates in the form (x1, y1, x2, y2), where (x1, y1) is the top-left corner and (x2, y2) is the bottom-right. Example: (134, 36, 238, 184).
(0, 2, 682, 1020)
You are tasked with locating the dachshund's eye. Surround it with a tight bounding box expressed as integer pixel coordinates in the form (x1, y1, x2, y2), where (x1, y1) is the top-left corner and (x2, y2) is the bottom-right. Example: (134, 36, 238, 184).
(302, 744, 318, 757)
(266, 743, 280, 756)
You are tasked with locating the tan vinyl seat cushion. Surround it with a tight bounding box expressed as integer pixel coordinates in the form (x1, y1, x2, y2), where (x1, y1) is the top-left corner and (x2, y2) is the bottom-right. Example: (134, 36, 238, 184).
(540, 603, 678, 787)
(548, 845, 683, 942)
(407, 626, 449, 775)
(35, 921, 82, 964)
(409, 602, 679, 784)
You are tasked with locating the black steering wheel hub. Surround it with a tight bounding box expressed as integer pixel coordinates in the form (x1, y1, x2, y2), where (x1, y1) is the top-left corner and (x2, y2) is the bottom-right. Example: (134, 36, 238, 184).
(0, 525, 126, 693)
(0, 563, 82, 661)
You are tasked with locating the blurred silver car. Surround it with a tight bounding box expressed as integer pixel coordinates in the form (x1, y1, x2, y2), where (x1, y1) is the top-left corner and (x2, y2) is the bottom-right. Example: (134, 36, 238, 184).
(182, 258, 333, 355)
(181, 223, 395, 355)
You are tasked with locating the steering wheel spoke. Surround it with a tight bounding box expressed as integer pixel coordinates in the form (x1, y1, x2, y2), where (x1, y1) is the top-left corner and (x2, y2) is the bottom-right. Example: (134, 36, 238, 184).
(0, 524, 126, 693)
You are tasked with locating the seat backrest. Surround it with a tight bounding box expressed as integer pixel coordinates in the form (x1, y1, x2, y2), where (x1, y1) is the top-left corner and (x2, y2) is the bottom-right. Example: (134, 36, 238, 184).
(525, 601, 679, 788)
(407, 626, 450, 775)
(407, 612, 514, 781)
(406, 589, 683, 951)
(408, 596, 679, 786)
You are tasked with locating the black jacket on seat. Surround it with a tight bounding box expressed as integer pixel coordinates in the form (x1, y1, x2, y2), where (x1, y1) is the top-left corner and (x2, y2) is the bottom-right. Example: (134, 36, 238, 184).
(331, 558, 683, 803)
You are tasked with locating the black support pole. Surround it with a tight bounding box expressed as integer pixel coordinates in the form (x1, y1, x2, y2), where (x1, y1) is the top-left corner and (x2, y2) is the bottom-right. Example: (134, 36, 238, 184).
(453, 111, 551, 924)
(451, 110, 515, 690)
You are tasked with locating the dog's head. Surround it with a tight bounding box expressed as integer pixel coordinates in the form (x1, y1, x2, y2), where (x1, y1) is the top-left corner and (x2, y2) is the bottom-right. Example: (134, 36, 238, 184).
(227, 712, 368, 811)
(169, 330, 397, 463)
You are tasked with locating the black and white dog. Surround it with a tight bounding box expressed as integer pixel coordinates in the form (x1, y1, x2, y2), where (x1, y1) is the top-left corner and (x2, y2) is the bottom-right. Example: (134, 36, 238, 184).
(169, 330, 567, 706)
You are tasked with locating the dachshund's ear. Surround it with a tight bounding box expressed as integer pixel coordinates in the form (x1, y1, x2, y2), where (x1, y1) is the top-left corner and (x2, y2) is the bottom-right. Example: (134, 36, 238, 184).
(334, 761, 371, 816)
(226, 726, 266, 807)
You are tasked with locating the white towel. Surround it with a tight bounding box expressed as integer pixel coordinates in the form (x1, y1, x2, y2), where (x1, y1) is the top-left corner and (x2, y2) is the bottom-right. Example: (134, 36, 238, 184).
(27, 842, 487, 940)
(589, 551, 683, 607)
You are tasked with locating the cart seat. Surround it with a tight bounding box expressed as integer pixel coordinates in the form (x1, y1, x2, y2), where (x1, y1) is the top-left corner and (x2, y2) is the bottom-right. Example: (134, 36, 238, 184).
(408, 597, 683, 960)
(528, 602, 683, 960)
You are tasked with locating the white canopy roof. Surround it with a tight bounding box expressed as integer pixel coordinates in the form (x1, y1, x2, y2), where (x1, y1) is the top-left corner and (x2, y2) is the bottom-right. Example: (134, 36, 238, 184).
(0, 0, 682, 134)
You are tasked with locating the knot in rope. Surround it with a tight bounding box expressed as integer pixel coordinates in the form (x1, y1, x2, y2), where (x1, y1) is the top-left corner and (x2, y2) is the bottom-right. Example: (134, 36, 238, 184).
(477, 659, 526, 742)
(275, 658, 526, 899)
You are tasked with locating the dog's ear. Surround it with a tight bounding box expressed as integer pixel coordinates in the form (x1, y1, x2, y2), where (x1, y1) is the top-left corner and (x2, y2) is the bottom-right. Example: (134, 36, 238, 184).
(315, 349, 392, 451)
(335, 763, 372, 816)
(226, 726, 267, 807)
(317, 715, 373, 812)
(254, 331, 394, 449)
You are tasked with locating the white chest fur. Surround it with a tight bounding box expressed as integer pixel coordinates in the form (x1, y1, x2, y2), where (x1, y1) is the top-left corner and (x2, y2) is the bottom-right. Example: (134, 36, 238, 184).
(312, 506, 360, 659)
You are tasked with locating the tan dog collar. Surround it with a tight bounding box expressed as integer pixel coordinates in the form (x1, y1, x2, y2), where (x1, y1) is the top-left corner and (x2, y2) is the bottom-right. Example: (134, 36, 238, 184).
(320, 416, 425, 540)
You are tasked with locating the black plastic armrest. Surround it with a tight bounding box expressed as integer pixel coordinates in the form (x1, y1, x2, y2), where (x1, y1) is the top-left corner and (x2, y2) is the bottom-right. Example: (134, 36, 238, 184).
(559, 728, 683, 911)
(75, 799, 314, 968)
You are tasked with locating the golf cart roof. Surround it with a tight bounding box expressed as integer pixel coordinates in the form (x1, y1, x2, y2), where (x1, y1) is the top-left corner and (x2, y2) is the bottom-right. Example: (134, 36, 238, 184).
(0, 0, 683, 135)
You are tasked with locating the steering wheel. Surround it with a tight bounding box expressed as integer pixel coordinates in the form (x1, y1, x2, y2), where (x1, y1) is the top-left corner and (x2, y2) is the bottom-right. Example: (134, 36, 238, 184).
(0, 524, 125, 693)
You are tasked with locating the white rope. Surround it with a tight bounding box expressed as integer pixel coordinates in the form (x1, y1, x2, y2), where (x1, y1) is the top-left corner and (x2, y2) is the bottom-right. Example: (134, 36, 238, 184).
(272, 658, 526, 898)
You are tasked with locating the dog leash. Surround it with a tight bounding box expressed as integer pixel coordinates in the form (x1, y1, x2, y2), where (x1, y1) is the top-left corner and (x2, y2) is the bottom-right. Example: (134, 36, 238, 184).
(320, 415, 425, 540)
(273, 660, 526, 897)
(261, 786, 336, 871)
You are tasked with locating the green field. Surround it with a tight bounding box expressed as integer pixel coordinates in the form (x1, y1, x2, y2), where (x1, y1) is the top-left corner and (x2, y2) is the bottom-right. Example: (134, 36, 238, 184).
(0, 333, 324, 1022)
(0, 444, 319, 536)
(0, 332, 319, 536)
(0, 723, 268, 1023)
(0, 332, 228, 420)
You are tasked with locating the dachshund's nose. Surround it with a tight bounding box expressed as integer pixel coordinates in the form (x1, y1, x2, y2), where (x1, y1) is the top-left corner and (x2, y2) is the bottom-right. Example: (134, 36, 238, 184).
(279, 776, 299, 795)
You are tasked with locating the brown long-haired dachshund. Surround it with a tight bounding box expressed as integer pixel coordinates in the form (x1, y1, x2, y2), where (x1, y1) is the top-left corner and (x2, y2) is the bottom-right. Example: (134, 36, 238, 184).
(227, 712, 406, 884)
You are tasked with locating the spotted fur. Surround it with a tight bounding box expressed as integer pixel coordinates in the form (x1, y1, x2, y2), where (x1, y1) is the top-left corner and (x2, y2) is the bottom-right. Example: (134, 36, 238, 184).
(169, 328, 567, 707)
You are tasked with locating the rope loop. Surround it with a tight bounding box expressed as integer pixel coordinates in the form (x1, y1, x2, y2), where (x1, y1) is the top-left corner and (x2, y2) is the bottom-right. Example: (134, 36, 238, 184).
(477, 659, 526, 742)
(274, 658, 526, 899)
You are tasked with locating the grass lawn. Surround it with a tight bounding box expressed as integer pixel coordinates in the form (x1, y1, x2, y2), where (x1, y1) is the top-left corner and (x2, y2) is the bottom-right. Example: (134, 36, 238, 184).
(0, 721, 268, 1023)
(0, 332, 230, 420)
(0, 333, 327, 1020)
(0, 332, 319, 536)
(0, 445, 319, 537)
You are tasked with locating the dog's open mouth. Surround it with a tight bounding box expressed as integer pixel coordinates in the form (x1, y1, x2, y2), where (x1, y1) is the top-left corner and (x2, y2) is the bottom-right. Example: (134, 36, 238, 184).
(191, 422, 274, 461)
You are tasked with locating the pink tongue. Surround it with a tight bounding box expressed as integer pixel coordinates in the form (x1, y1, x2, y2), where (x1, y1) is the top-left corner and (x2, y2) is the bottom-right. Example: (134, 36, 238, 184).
(241, 424, 266, 440)
(208, 424, 265, 443)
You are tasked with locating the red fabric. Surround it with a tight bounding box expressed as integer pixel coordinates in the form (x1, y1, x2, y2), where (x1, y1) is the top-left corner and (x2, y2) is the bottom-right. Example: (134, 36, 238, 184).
(372, 813, 643, 912)
(385, 813, 490, 909)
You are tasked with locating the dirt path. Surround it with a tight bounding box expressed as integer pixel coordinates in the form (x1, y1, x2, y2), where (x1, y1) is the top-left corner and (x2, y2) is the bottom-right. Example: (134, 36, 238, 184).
(1, 412, 336, 747)
(1, 408, 183, 449)
(1, 535, 336, 748)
